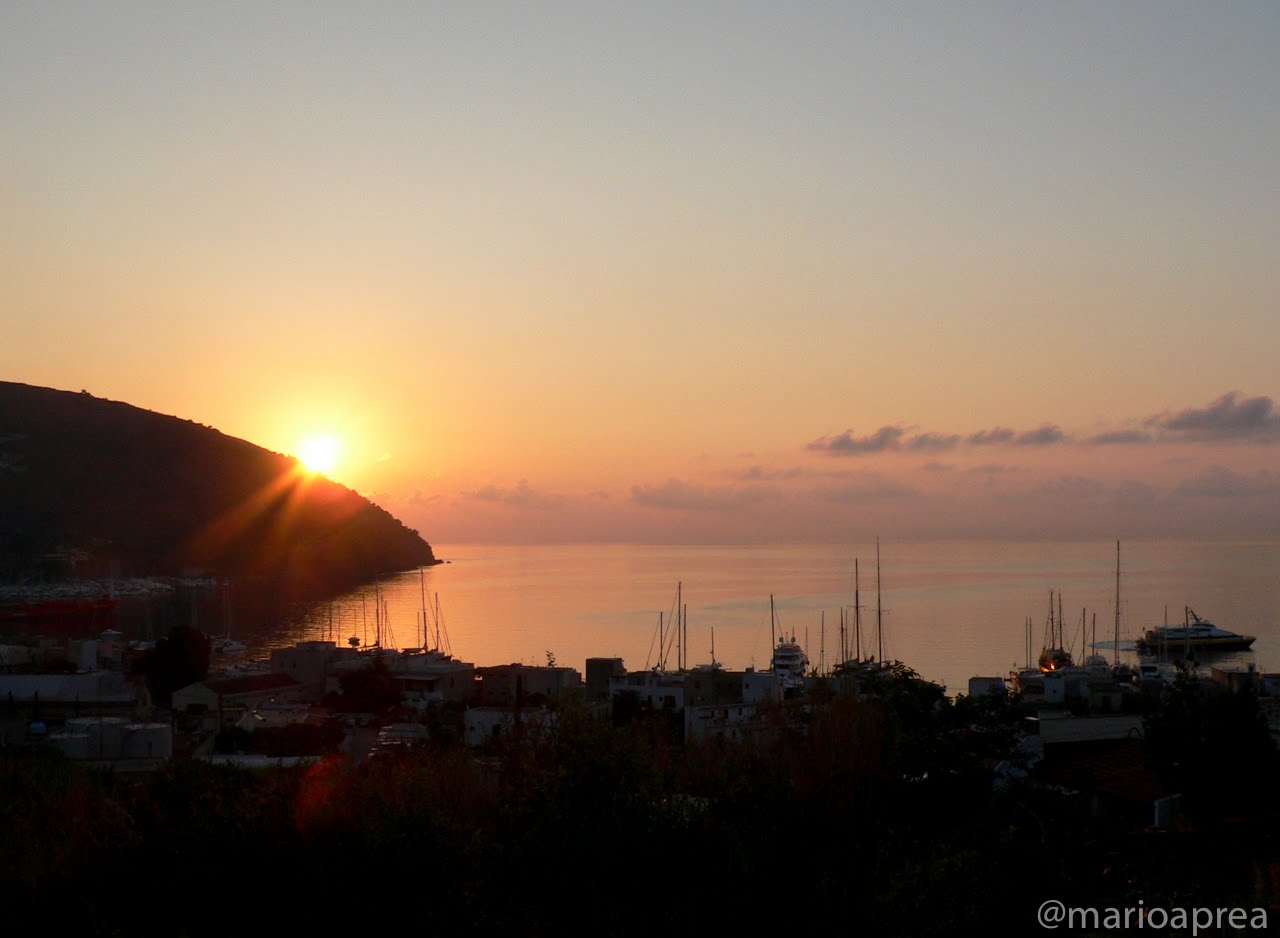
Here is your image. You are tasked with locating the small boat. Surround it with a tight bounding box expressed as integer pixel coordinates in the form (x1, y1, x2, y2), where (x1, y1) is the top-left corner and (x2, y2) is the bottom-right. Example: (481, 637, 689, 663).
(1136, 607, 1255, 652)
(211, 634, 249, 658)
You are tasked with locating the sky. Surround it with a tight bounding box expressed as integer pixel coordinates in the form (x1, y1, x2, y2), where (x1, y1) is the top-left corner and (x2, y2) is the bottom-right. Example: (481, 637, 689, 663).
(3, 2, 1278, 544)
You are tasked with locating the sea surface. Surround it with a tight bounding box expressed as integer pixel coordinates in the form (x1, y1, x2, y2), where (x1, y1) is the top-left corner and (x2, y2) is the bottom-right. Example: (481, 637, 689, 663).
(266, 539, 1280, 695)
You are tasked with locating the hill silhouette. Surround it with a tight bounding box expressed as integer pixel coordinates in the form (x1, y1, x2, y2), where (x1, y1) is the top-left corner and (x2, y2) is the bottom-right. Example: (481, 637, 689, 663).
(0, 382, 437, 595)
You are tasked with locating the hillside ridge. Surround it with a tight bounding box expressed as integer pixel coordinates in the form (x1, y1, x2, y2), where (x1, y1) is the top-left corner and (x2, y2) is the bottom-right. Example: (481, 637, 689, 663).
(0, 382, 437, 595)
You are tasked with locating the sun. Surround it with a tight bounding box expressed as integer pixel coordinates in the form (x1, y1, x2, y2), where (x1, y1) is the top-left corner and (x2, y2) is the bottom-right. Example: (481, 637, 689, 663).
(298, 434, 341, 475)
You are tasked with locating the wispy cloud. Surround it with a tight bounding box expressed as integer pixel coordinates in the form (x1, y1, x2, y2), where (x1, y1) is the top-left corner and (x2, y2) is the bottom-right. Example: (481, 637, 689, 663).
(1151, 392, 1280, 442)
(810, 472, 917, 502)
(967, 427, 1016, 445)
(807, 426, 905, 455)
(1031, 475, 1159, 510)
(905, 432, 961, 451)
(1113, 480, 1159, 505)
(807, 390, 1277, 461)
(630, 478, 779, 511)
(1087, 429, 1153, 445)
(1036, 475, 1106, 498)
(737, 465, 810, 481)
(1173, 466, 1280, 498)
(967, 463, 1018, 475)
(1014, 424, 1068, 446)
(461, 479, 562, 510)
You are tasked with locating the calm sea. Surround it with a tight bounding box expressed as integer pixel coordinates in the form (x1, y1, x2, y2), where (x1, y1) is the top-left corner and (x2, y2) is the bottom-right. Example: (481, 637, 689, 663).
(267, 539, 1280, 695)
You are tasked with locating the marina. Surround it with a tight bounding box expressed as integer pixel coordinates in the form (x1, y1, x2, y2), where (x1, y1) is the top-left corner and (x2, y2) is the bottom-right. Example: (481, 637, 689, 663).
(266, 538, 1280, 698)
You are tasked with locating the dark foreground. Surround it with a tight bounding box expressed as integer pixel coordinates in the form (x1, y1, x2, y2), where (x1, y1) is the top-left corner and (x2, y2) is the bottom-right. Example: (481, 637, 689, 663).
(4, 675, 1278, 936)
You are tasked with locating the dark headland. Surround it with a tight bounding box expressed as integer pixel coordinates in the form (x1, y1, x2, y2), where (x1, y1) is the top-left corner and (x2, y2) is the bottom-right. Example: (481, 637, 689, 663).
(0, 381, 437, 596)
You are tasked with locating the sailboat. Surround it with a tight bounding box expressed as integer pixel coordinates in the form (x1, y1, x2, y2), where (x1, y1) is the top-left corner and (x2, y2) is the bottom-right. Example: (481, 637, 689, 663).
(1037, 590, 1074, 672)
(1009, 591, 1074, 695)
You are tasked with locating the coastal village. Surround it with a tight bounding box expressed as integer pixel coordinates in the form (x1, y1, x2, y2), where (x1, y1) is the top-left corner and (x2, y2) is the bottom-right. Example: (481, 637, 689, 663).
(3, 572, 1278, 835)
(4, 562, 1279, 934)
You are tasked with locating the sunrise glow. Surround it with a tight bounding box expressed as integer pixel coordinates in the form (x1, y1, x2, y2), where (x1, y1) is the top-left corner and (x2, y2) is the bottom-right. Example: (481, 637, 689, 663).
(2, 5, 1277, 543)
(298, 435, 340, 476)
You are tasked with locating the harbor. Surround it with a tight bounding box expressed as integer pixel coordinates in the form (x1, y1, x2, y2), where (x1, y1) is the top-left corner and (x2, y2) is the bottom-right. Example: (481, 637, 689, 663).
(4, 539, 1278, 764)
(3, 541, 1278, 932)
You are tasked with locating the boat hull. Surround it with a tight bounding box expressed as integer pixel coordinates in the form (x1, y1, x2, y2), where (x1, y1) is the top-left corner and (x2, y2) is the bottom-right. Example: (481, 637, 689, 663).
(1136, 632, 1256, 652)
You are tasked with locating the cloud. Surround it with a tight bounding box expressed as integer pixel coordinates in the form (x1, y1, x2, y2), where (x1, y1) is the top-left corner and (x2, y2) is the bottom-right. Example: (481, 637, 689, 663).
(1151, 392, 1280, 442)
(461, 479, 562, 510)
(967, 427, 1016, 445)
(1112, 480, 1159, 505)
(810, 472, 917, 502)
(806, 391, 1276, 461)
(376, 452, 393, 462)
(905, 432, 961, 451)
(409, 489, 442, 507)
(1174, 466, 1280, 498)
(1013, 424, 1068, 446)
(922, 461, 954, 472)
(967, 464, 1018, 475)
(737, 465, 809, 481)
(807, 425, 905, 454)
(630, 478, 779, 511)
(1036, 476, 1107, 498)
(1088, 429, 1153, 445)
(963, 463, 1019, 488)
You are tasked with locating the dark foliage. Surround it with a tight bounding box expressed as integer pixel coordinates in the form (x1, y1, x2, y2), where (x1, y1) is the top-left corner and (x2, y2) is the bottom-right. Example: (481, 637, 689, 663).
(331, 655, 402, 712)
(135, 625, 211, 705)
(0, 382, 436, 594)
(215, 721, 344, 756)
(3, 669, 1276, 936)
(1142, 663, 1278, 822)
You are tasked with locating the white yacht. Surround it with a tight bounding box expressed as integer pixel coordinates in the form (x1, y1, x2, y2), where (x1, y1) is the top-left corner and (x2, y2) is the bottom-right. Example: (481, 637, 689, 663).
(771, 635, 809, 689)
(1137, 608, 1255, 653)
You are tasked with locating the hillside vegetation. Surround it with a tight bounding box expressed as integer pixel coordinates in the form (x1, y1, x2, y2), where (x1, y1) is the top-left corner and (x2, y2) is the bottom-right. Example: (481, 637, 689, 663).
(0, 382, 436, 594)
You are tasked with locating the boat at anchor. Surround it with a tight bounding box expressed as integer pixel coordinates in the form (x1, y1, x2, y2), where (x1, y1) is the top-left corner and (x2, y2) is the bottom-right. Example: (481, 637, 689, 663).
(1136, 607, 1255, 653)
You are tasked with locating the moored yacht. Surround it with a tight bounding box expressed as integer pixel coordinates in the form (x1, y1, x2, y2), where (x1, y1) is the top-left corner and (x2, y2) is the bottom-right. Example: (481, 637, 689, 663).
(771, 635, 809, 689)
(1136, 607, 1255, 653)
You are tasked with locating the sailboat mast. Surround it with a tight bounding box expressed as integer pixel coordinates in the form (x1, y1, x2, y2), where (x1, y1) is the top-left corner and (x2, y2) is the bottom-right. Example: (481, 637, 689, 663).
(1114, 540, 1121, 669)
(1058, 591, 1064, 653)
(659, 611, 664, 671)
(677, 582, 682, 671)
(876, 538, 883, 664)
(820, 610, 825, 677)
(770, 594, 776, 662)
(855, 559, 861, 660)
(420, 566, 429, 650)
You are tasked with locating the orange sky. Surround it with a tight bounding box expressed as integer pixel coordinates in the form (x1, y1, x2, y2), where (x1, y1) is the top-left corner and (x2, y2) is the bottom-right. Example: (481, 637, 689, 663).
(3, 5, 1278, 544)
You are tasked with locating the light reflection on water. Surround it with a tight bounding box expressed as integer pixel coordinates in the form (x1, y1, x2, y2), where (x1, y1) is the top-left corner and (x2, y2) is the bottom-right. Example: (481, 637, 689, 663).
(259, 539, 1280, 695)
